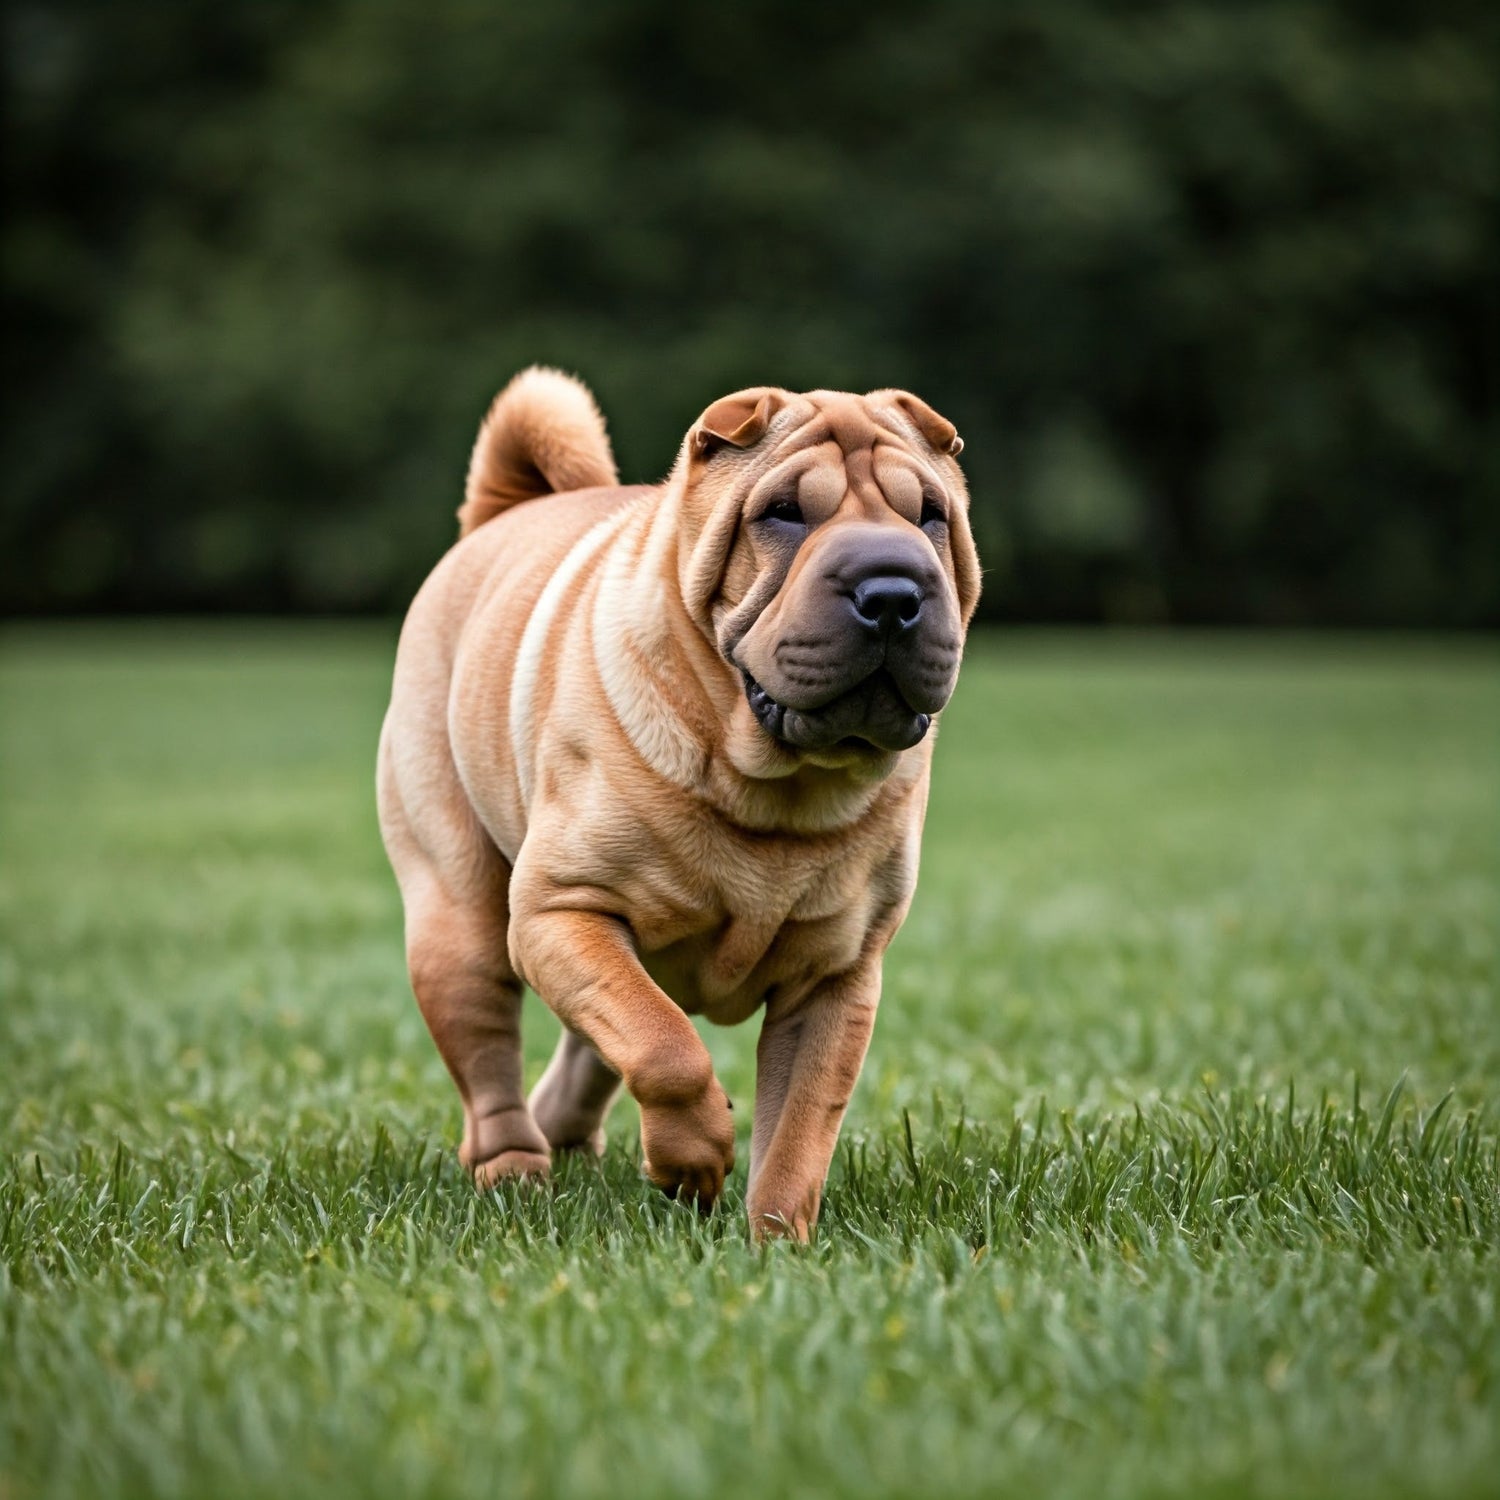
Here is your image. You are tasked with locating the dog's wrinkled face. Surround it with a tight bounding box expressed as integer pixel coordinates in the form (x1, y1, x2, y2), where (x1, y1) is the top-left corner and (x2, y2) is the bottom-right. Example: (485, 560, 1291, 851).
(677, 388, 982, 769)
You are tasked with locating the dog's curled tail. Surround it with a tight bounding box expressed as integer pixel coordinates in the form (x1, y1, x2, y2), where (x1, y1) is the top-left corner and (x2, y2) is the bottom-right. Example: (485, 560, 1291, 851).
(458, 367, 618, 536)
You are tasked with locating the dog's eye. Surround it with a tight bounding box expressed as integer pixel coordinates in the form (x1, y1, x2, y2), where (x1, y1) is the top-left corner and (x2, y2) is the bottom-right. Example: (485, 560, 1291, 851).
(761, 497, 805, 526)
(919, 493, 947, 530)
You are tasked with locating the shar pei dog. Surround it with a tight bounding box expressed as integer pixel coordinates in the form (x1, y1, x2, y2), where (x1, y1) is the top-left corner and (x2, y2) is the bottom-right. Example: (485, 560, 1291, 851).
(378, 368, 980, 1240)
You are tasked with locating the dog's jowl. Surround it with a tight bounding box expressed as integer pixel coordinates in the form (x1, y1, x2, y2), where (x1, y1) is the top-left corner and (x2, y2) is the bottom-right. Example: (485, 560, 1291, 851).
(378, 368, 980, 1240)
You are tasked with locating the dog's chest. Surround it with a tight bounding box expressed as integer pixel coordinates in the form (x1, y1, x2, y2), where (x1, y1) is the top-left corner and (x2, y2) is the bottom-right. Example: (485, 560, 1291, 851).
(639, 855, 873, 1024)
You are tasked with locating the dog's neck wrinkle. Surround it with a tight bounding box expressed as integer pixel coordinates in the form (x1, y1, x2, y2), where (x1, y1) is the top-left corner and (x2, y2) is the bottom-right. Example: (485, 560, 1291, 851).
(634, 492, 741, 723)
(590, 503, 704, 772)
(717, 770, 869, 836)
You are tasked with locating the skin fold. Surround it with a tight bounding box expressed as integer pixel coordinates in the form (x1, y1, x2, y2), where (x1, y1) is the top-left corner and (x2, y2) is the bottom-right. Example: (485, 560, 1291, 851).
(378, 368, 980, 1240)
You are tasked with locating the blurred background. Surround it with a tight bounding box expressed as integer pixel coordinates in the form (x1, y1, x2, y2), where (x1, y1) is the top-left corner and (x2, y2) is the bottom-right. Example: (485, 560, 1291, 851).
(4, 0, 1496, 625)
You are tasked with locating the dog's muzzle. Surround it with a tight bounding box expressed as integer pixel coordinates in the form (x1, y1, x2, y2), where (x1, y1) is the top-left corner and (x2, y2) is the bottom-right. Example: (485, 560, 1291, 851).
(742, 667, 932, 754)
(737, 534, 960, 755)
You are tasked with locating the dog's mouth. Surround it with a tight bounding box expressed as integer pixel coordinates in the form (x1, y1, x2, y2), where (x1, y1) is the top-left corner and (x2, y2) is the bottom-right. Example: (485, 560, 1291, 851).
(741, 669, 931, 754)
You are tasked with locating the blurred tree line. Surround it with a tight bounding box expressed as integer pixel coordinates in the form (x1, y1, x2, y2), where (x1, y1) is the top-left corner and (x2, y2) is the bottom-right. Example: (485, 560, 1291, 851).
(4, 0, 1496, 623)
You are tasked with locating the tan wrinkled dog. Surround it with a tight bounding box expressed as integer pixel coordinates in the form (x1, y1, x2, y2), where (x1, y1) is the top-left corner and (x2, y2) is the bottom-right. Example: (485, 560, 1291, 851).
(378, 368, 980, 1240)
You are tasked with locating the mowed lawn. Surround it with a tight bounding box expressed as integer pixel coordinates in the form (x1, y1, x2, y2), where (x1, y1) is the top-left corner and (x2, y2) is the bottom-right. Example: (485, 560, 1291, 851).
(1, 624, 1496, 1500)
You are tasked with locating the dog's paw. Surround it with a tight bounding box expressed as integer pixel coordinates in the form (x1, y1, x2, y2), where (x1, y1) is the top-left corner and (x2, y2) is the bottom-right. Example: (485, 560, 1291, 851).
(469, 1147, 553, 1188)
(747, 1203, 815, 1244)
(529, 1087, 609, 1158)
(460, 1103, 553, 1187)
(546, 1129, 607, 1159)
(639, 1078, 737, 1212)
(747, 1176, 821, 1243)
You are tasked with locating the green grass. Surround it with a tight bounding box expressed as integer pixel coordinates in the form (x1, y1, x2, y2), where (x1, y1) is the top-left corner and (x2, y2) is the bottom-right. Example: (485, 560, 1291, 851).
(2, 624, 1497, 1500)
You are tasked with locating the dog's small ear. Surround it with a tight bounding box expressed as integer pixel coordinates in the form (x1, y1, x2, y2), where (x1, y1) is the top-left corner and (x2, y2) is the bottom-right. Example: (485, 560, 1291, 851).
(691, 389, 785, 457)
(893, 392, 964, 458)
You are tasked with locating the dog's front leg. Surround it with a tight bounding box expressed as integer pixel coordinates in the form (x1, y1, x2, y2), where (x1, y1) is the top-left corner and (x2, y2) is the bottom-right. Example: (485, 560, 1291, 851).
(746, 964, 880, 1243)
(509, 899, 736, 1210)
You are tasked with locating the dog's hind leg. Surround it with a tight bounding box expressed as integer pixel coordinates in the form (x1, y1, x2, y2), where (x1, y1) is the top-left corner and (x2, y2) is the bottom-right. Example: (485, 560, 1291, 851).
(379, 727, 550, 1186)
(529, 1031, 622, 1156)
(403, 881, 552, 1185)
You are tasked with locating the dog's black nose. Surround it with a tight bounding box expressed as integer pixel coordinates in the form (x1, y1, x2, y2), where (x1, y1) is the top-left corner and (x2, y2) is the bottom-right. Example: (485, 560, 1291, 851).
(851, 575, 924, 634)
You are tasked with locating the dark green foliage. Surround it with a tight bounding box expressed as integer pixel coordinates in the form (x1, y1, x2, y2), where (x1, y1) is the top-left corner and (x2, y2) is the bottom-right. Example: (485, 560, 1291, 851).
(2, 625, 1498, 1498)
(4, 2, 1496, 621)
